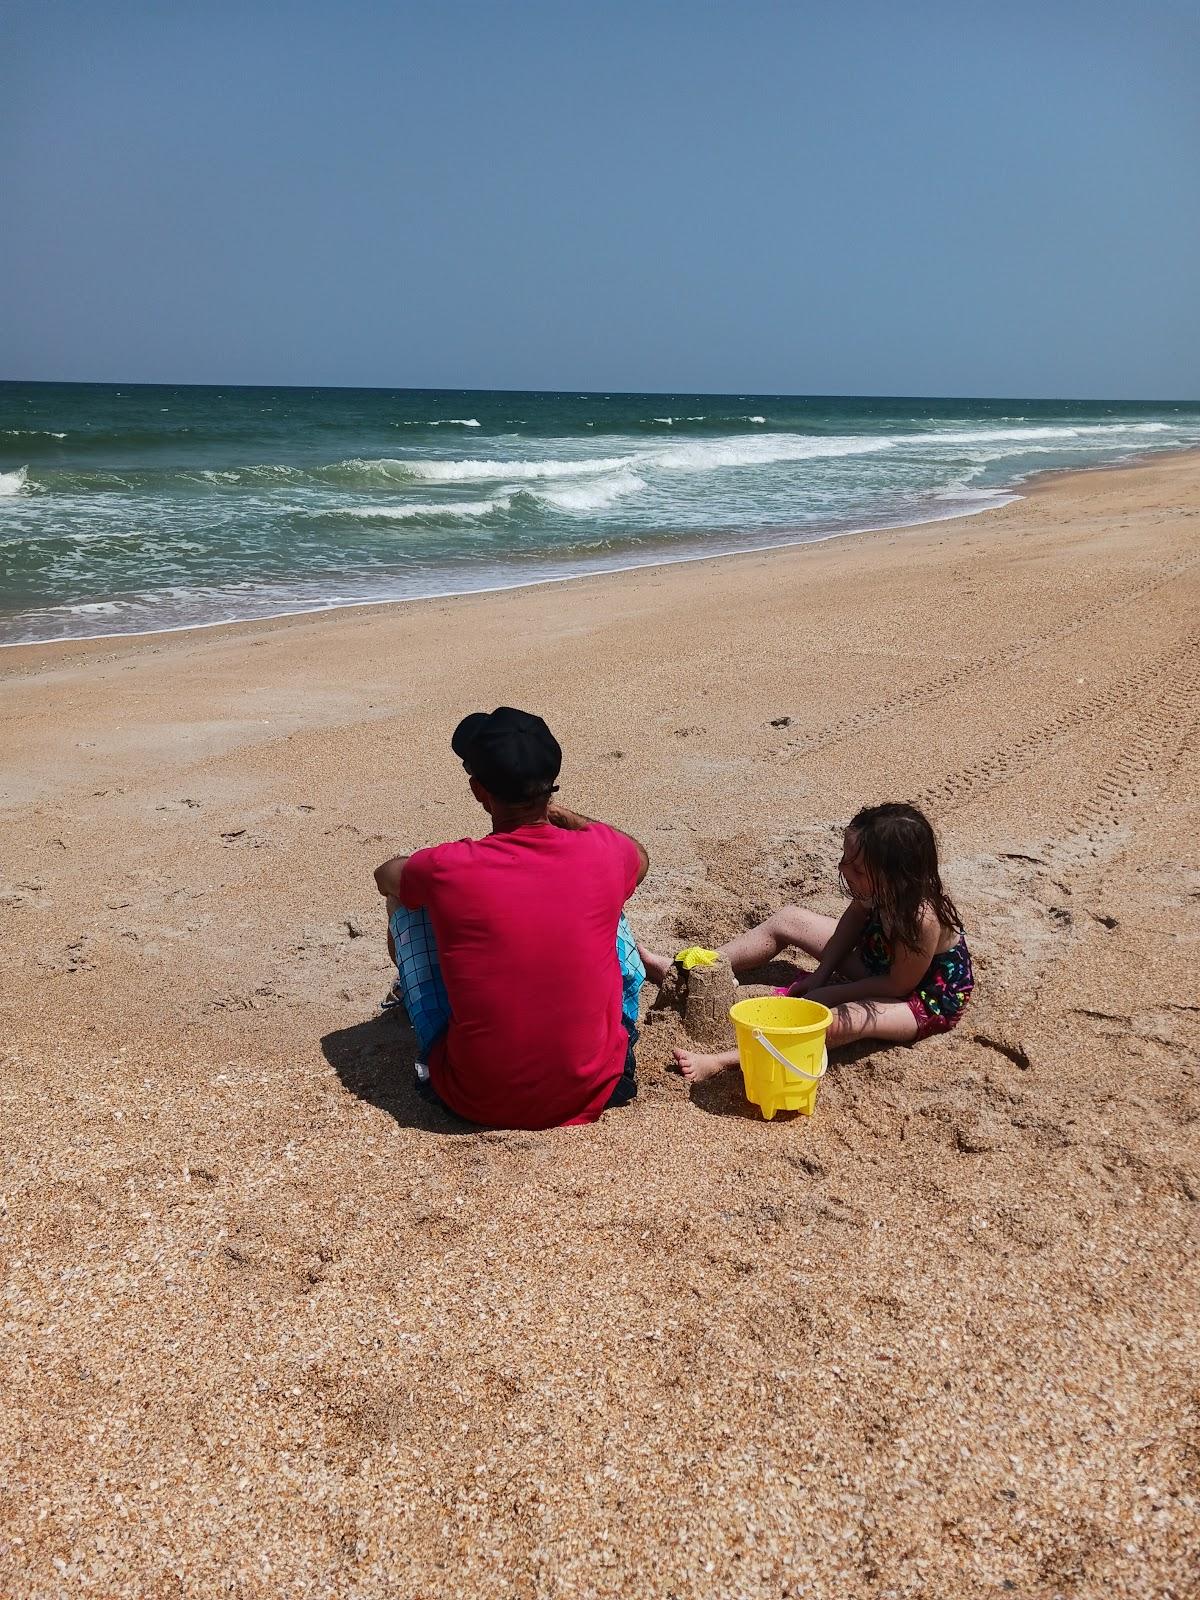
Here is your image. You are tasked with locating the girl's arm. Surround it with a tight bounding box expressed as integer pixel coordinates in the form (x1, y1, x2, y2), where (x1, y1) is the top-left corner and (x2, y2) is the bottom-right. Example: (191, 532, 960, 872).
(810, 907, 941, 1008)
(790, 900, 871, 993)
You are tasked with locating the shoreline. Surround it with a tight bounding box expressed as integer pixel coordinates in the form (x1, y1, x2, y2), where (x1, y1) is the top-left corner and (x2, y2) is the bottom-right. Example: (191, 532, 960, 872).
(0, 486, 1020, 656)
(3, 442, 1197, 663)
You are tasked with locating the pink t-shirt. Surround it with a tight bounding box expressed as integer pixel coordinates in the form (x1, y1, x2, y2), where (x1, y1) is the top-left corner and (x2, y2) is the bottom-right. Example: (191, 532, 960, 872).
(398, 821, 641, 1129)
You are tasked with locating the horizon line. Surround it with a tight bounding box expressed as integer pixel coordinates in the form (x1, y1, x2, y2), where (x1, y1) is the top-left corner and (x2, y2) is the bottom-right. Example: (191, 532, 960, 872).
(2, 377, 1198, 406)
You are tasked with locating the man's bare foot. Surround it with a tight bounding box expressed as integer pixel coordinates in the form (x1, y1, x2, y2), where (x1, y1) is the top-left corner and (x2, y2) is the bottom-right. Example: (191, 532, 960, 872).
(638, 944, 674, 984)
(673, 1046, 739, 1084)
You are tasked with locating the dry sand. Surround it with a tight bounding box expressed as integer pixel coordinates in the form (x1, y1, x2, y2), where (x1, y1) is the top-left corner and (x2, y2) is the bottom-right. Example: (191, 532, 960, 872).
(1, 452, 1198, 1598)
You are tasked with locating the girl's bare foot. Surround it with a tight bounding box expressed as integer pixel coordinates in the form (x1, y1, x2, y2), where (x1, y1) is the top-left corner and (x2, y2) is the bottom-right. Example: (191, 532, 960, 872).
(638, 943, 674, 984)
(672, 1046, 739, 1084)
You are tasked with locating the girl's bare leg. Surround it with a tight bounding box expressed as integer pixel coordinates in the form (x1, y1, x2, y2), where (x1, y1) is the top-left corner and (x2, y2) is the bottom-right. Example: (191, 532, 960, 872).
(821, 997, 920, 1046)
(640, 905, 844, 984)
(720, 906, 840, 973)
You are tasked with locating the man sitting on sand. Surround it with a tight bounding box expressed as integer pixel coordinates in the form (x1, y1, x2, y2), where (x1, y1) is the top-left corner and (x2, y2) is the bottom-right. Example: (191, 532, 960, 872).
(374, 707, 649, 1129)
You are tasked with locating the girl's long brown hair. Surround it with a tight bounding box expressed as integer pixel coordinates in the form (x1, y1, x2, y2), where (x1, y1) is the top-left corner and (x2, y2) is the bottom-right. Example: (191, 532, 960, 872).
(847, 802, 962, 953)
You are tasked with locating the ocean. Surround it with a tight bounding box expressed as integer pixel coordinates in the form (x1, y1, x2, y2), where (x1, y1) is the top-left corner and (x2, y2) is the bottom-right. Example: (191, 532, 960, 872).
(2, 382, 1198, 647)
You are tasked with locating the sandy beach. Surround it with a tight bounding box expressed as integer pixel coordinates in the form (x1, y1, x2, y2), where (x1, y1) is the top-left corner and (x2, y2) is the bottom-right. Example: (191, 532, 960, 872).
(2, 450, 1197, 1596)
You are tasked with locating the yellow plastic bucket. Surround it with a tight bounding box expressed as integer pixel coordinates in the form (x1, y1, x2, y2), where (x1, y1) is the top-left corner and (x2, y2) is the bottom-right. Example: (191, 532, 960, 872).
(729, 996, 833, 1119)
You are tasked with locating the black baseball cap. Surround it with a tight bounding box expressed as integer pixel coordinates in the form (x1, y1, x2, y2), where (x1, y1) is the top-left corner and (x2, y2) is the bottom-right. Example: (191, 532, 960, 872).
(451, 706, 562, 803)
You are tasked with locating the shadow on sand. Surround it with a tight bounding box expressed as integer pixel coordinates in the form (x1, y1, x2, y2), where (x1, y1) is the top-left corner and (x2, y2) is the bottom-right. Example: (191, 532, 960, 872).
(323, 992, 890, 1131)
(319, 1014, 476, 1135)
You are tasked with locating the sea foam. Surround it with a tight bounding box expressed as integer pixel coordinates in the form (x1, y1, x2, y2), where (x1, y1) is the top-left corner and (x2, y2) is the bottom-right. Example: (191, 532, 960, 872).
(389, 454, 634, 483)
(532, 471, 647, 513)
(381, 433, 896, 486)
(329, 496, 512, 521)
(650, 433, 892, 472)
(397, 417, 481, 427)
(904, 421, 1173, 447)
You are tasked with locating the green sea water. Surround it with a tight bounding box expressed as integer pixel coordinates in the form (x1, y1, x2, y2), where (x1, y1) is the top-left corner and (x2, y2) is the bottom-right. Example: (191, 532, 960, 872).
(2, 383, 1197, 645)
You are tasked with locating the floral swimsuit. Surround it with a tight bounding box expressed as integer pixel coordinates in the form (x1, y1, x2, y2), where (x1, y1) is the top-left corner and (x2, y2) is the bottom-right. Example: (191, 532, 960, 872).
(858, 909, 974, 1040)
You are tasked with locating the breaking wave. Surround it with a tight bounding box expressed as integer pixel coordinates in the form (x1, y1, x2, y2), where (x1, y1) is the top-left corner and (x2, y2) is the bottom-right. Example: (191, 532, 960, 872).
(7, 418, 1193, 504)
(396, 417, 481, 427)
(316, 496, 513, 523)
(531, 471, 647, 513)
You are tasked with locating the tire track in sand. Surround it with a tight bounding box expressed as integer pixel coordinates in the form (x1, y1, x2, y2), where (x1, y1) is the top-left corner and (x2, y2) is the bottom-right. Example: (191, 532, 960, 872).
(769, 550, 1199, 764)
(1048, 641, 1200, 874)
(914, 633, 1200, 819)
(974, 645, 1200, 1083)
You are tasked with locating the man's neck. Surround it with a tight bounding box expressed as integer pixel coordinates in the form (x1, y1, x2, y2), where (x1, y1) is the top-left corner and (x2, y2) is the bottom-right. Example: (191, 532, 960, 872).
(488, 803, 550, 834)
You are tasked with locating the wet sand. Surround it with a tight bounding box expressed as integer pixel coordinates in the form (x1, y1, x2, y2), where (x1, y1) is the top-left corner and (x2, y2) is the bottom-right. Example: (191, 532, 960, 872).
(1, 451, 1198, 1596)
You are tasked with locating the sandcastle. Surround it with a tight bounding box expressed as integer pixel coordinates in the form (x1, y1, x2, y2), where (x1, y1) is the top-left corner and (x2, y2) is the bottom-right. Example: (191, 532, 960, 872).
(653, 953, 739, 1048)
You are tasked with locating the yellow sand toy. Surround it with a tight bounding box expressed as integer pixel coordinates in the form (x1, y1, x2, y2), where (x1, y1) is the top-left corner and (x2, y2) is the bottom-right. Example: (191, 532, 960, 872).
(729, 995, 833, 1119)
(673, 946, 721, 971)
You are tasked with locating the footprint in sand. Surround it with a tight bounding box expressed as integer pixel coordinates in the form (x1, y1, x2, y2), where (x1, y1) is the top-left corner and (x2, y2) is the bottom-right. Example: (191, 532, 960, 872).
(37, 935, 95, 974)
(1, 882, 50, 909)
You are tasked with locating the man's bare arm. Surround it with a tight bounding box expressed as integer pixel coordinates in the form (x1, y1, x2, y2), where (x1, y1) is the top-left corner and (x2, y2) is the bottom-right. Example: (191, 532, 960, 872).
(374, 854, 410, 898)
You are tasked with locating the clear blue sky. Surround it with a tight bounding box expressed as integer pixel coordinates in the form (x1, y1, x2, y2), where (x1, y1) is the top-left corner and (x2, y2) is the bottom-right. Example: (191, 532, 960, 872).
(3, 1, 1197, 397)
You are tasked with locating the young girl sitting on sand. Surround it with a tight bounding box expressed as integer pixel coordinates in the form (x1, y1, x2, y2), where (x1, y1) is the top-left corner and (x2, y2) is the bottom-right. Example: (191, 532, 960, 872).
(640, 802, 974, 1084)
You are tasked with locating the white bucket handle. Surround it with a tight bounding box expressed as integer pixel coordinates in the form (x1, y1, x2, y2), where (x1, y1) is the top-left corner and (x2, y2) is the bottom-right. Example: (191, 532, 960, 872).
(753, 1030, 829, 1083)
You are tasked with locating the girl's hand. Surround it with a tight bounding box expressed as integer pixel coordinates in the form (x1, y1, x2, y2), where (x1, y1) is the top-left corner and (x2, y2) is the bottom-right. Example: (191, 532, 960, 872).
(787, 972, 821, 997)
